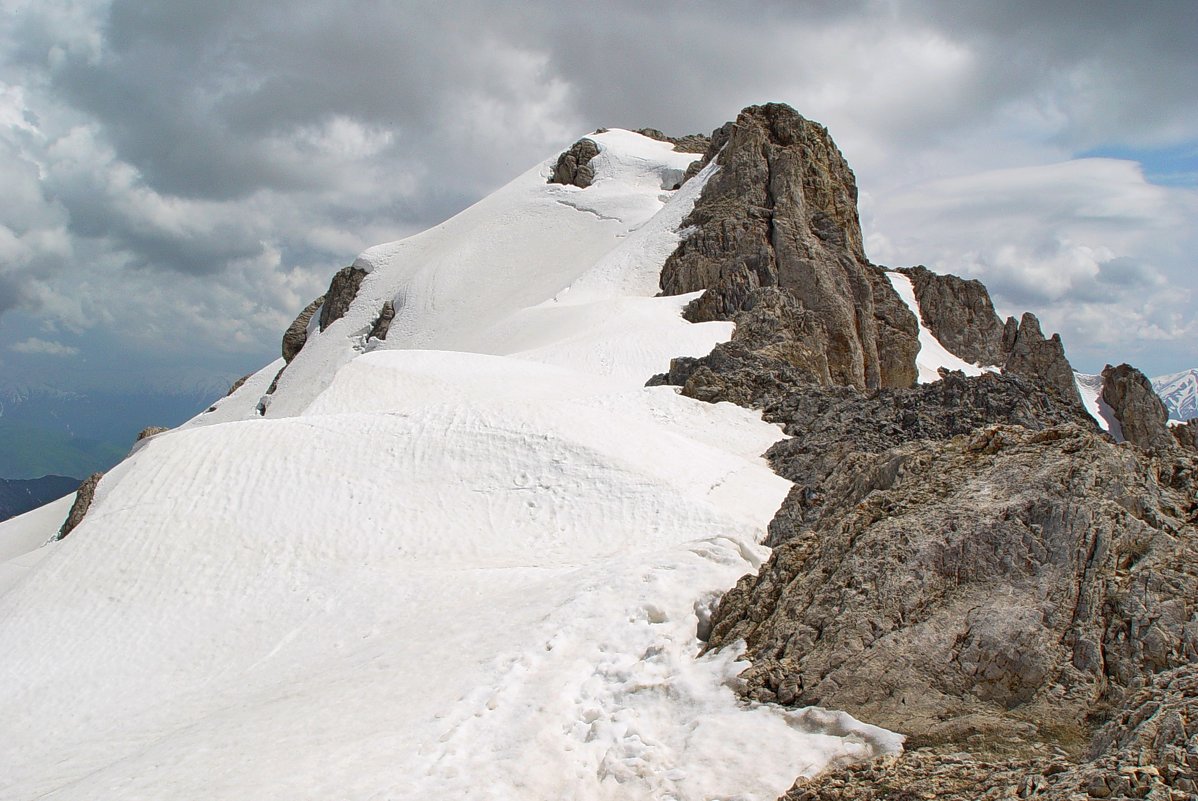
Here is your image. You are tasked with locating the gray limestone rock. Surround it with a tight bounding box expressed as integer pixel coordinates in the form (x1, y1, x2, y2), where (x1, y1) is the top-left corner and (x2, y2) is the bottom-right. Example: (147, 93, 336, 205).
(547, 138, 600, 188)
(1101, 363, 1175, 450)
(1172, 419, 1198, 451)
(897, 265, 1007, 366)
(1001, 312, 1084, 407)
(368, 299, 396, 342)
(225, 373, 252, 397)
(632, 127, 711, 154)
(136, 426, 168, 441)
(283, 295, 325, 362)
(659, 103, 919, 390)
(318, 267, 367, 332)
(55, 472, 104, 540)
(707, 425, 1198, 754)
(758, 372, 1098, 544)
(784, 663, 1198, 801)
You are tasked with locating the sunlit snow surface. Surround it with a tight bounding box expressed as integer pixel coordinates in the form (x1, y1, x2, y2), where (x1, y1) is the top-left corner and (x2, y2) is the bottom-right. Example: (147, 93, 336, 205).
(0, 131, 900, 800)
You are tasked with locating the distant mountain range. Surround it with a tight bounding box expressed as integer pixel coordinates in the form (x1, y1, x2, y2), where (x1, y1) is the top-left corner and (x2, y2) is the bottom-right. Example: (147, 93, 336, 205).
(1153, 368, 1198, 421)
(0, 475, 79, 523)
(0, 383, 230, 479)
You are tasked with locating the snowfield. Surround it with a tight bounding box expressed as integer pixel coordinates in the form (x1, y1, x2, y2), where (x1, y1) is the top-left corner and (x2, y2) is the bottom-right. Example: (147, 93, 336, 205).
(0, 131, 900, 801)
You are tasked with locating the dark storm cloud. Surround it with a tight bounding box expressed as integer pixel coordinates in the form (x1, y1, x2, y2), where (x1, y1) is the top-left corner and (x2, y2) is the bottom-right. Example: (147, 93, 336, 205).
(0, 0, 1196, 386)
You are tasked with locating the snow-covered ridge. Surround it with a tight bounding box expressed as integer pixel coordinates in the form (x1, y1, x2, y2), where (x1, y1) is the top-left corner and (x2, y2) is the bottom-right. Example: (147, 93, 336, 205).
(1153, 367, 1198, 421)
(0, 130, 900, 800)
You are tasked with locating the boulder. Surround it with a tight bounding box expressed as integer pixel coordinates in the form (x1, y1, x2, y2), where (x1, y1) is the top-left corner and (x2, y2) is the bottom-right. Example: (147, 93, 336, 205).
(547, 137, 600, 188)
(1101, 362, 1174, 450)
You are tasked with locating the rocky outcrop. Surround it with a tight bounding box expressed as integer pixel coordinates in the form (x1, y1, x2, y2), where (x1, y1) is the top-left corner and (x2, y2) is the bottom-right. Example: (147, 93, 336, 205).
(648, 287, 833, 406)
(367, 299, 395, 342)
(632, 128, 711, 154)
(1101, 363, 1174, 450)
(758, 372, 1097, 544)
(547, 137, 600, 188)
(55, 472, 103, 540)
(707, 425, 1198, 755)
(897, 265, 1007, 366)
(784, 663, 1198, 800)
(1001, 312, 1084, 407)
(1172, 419, 1198, 451)
(136, 426, 168, 441)
(225, 373, 252, 397)
(659, 103, 920, 390)
(318, 267, 367, 332)
(283, 295, 325, 362)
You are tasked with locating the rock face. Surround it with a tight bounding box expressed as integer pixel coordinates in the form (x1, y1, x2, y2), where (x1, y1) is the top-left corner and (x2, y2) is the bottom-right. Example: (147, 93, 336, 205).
(705, 424, 1197, 795)
(1102, 362, 1174, 450)
(318, 267, 367, 332)
(632, 128, 711, 154)
(547, 137, 600, 188)
(1001, 312, 1084, 406)
(55, 472, 104, 540)
(758, 372, 1097, 544)
(642, 103, 1196, 800)
(659, 103, 920, 390)
(1172, 419, 1198, 451)
(283, 295, 325, 362)
(367, 299, 396, 342)
(785, 663, 1198, 800)
(897, 265, 1007, 366)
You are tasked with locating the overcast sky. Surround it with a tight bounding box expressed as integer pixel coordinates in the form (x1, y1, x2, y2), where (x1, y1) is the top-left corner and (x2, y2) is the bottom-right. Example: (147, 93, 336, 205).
(0, 0, 1195, 397)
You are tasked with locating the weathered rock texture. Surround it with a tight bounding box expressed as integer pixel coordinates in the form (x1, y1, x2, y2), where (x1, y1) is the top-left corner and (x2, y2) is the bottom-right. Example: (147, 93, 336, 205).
(368, 299, 396, 342)
(785, 663, 1198, 800)
(283, 295, 325, 362)
(659, 103, 920, 390)
(1102, 363, 1175, 450)
(547, 137, 600, 188)
(136, 426, 168, 441)
(318, 267, 367, 332)
(1001, 312, 1084, 407)
(708, 425, 1198, 762)
(759, 373, 1096, 544)
(897, 265, 1007, 366)
(1172, 419, 1198, 451)
(225, 373, 252, 397)
(55, 472, 103, 540)
(632, 127, 712, 154)
(642, 103, 1195, 800)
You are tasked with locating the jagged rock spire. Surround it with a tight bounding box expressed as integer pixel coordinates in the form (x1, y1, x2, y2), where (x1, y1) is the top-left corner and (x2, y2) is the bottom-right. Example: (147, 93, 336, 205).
(660, 103, 919, 390)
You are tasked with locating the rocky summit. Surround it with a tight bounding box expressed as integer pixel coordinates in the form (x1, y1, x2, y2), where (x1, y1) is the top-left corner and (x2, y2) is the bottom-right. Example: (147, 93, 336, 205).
(2, 102, 1193, 801)
(650, 103, 1197, 800)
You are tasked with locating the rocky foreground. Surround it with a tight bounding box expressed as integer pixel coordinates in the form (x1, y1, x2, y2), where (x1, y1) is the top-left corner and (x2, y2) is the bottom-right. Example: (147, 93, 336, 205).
(645, 104, 1197, 799)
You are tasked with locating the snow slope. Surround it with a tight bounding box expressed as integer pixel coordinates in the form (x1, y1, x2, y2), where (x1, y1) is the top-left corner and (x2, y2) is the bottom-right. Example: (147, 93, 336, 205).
(1074, 372, 1120, 437)
(0, 131, 900, 800)
(885, 271, 994, 382)
(1153, 368, 1198, 421)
